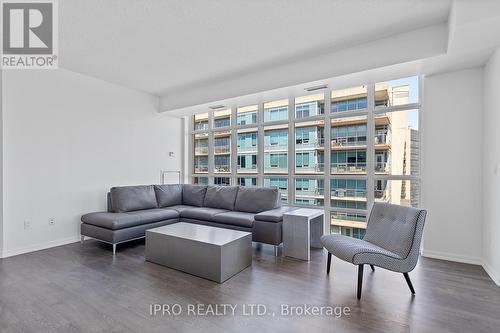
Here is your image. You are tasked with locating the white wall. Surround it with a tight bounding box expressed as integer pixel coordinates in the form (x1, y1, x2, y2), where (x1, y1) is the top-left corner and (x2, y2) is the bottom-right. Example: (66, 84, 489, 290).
(0, 71, 3, 257)
(1, 69, 182, 257)
(422, 68, 483, 264)
(482, 46, 500, 285)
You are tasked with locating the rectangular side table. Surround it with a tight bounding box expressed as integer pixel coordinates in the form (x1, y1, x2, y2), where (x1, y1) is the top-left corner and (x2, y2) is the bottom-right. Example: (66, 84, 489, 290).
(283, 208, 324, 261)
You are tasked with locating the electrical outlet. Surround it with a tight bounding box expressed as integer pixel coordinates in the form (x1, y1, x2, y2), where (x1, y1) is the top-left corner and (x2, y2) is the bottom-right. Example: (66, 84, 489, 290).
(48, 218, 55, 226)
(24, 219, 31, 230)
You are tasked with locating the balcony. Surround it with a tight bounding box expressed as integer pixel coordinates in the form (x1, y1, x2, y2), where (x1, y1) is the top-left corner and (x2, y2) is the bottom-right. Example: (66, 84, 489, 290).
(331, 189, 366, 199)
(296, 162, 324, 173)
(264, 143, 288, 151)
(237, 165, 258, 173)
(237, 145, 258, 153)
(375, 190, 391, 202)
(214, 146, 231, 154)
(296, 188, 325, 197)
(375, 162, 390, 173)
(331, 163, 366, 174)
(296, 138, 325, 149)
(374, 134, 390, 146)
(264, 166, 288, 173)
(194, 165, 208, 173)
(194, 146, 208, 155)
(331, 138, 367, 149)
(330, 215, 367, 229)
(214, 118, 230, 128)
(214, 165, 230, 173)
(194, 122, 208, 131)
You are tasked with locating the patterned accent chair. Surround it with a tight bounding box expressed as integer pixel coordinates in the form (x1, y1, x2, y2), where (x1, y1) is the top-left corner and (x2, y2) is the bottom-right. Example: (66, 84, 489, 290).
(321, 202, 427, 299)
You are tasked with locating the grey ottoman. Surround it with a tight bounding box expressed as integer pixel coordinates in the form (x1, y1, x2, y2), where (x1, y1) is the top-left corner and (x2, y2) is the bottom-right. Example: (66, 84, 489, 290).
(146, 222, 252, 283)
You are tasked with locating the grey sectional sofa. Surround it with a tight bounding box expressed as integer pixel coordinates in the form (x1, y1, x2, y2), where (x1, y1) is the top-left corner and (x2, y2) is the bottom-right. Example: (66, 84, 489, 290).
(81, 184, 290, 254)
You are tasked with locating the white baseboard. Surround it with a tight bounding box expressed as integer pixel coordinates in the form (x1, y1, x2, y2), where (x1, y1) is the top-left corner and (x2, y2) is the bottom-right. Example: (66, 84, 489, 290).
(1, 236, 80, 259)
(482, 260, 500, 287)
(421, 249, 482, 265)
(422, 249, 500, 287)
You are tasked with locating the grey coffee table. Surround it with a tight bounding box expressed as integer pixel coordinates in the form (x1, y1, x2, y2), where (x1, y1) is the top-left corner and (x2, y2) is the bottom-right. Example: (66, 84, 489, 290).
(145, 222, 252, 283)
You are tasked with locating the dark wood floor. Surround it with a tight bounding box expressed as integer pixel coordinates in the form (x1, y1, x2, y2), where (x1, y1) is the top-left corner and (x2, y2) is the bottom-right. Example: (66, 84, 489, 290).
(0, 239, 499, 333)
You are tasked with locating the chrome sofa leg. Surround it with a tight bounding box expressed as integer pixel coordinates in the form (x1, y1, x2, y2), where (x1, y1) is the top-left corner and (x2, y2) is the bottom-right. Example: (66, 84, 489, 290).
(112, 244, 116, 255)
(274, 245, 279, 257)
(80, 235, 85, 244)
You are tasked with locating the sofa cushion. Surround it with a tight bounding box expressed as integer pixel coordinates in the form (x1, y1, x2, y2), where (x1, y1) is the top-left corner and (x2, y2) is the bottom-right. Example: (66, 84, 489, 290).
(167, 205, 198, 214)
(212, 211, 255, 228)
(154, 184, 182, 207)
(132, 208, 179, 224)
(254, 207, 296, 223)
(81, 208, 178, 230)
(182, 185, 207, 207)
(180, 207, 229, 221)
(234, 187, 280, 213)
(110, 185, 157, 212)
(203, 185, 239, 210)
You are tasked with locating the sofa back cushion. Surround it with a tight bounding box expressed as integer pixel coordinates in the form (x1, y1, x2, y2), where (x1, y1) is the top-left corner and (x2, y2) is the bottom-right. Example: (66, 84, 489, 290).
(110, 185, 157, 212)
(154, 184, 182, 207)
(203, 185, 239, 210)
(182, 184, 207, 207)
(234, 186, 281, 213)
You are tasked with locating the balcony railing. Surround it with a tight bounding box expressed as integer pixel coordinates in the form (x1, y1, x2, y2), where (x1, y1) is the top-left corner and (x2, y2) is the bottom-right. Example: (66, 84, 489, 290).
(296, 163, 324, 173)
(214, 165, 230, 173)
(375, 162, 390, 173)
(237, 166, 257, 172)
(194, 122, 209, 131)
(214, 146, 231, 154)
(194, 147, 209, 154)
(331, 189, 366, 198)
(331, 163, 366, 174)
(374, 134, 390, 145)
(264, 144, 288, 151)
(296, 138, 325, 149)
(331, 137, 367, 147)
(237, 145, 258, 153)
(296, 188, 325, 197)
(375, 190, 390, 201)
(194, 165, 208, 173)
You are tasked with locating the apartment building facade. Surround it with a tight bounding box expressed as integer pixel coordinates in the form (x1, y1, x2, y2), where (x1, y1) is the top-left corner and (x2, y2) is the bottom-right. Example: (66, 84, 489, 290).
(190, 78, 420, 239)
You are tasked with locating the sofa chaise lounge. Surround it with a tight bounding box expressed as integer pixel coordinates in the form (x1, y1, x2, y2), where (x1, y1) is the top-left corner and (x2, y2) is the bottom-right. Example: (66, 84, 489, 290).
(81, 184, 290, 254)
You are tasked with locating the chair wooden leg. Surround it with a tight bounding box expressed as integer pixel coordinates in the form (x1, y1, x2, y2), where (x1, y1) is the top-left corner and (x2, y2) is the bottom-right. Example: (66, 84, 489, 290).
(370, 264, 375, 272)
(357, 264, 364, 300)
(403, 273, 415, 294)
(326, 252, 332, 274)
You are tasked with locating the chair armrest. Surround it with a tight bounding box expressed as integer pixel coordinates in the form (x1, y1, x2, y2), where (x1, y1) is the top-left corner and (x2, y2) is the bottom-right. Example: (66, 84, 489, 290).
(255, 207, 296, 223)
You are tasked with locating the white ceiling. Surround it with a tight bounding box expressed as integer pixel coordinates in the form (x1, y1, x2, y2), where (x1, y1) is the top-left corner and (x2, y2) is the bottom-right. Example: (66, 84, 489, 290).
(58, 0, 500, 113)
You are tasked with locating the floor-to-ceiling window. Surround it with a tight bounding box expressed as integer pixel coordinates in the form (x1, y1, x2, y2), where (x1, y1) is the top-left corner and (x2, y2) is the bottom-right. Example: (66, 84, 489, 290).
(190, 76, 420, 239)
